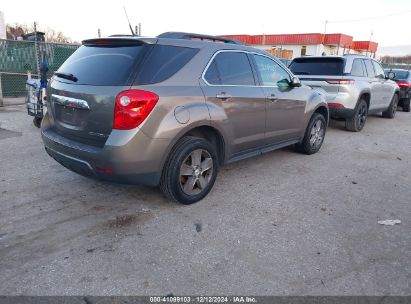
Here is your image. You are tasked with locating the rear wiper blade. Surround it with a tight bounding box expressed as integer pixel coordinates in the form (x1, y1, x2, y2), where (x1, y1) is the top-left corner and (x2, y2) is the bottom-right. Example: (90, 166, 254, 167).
(294, 71, 310, 75)
(54, 72, 78, 82)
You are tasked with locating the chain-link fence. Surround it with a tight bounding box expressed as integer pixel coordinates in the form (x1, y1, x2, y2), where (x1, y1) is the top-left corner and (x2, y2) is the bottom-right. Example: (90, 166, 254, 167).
(0, 39, 79, 106)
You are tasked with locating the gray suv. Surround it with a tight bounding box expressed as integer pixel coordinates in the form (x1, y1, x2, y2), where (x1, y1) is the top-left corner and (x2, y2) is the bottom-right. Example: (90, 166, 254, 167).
(41, 32, 329, 204)
(289, 55, 400, 132)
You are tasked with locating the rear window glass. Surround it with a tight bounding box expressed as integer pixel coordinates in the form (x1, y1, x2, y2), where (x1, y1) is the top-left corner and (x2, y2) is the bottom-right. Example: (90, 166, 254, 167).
(204, 52, 255, 85)
(56, 43, 198, 86)
(289, 58, 344, 76)
(391, 70, 409, 80)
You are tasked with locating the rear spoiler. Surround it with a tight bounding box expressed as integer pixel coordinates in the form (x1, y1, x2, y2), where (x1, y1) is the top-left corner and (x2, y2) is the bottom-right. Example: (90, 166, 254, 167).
(82, 37, 156, 46)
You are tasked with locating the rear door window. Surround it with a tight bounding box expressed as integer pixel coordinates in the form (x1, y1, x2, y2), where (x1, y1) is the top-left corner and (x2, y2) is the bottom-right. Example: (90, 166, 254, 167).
(204, 52, 255, 85)
(363, 60, 376, 78)
(289, 58, 344, 76)
(350, 59, 366, 77)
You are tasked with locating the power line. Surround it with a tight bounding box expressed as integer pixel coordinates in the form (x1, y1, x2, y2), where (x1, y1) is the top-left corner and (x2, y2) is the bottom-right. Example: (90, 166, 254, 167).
(327, 8, 411, 23)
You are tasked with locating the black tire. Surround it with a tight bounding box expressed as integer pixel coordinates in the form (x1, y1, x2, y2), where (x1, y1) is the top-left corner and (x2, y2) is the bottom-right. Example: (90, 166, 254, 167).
(33, 117, 42, 128)
(160, 136, 219, 204)
(345, 99, 368, 132)
(382, 94, 399, 118)
(295, 113, 326, 155)
(402, 97, 410, 112)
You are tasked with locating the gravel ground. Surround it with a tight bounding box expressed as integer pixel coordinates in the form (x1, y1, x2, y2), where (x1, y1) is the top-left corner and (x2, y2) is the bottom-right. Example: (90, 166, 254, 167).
(0, 105, 410, 295)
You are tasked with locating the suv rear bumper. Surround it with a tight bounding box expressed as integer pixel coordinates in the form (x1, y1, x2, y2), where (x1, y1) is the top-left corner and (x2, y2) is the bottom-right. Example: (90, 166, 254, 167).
(41, 113, 169, 186)
(328, 105, 355, 119)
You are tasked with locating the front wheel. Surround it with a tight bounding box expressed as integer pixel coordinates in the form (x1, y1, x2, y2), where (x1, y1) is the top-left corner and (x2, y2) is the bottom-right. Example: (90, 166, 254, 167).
(382, 94, 399, 118)
(345, 99, 368, 132)
(160, 136, 218, 204)
(295, 113, 326, 155)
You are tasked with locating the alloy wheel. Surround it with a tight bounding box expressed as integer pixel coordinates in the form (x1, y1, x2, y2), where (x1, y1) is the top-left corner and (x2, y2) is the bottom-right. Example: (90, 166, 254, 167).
(358, 104, 367, 129)
(309, 120, 324, 149)
(179, 149, 214, 196)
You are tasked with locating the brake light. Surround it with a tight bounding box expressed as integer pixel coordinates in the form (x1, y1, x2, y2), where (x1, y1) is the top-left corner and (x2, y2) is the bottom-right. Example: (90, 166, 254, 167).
(326, 79, 355, 85)
(113, 90, 159, 130)
(327, 103, 344, 107)
(96, 167, 113, 173)
(397, 81, 411, 88)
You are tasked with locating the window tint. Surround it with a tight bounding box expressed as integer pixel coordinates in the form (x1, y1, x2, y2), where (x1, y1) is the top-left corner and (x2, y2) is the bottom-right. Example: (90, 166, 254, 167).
(135, 45, 199, 85)
(204, 61, 221, 84)
(289, 58, 344, 76)
(204, 52, 255, 85)
(350, 59, 365, 77)
(57, 44, 148, 86)
(363, 60, 376, 77)
(372, 61, 385, 79)
(57, 44, 198, 86)
(253, 55, 291, 87)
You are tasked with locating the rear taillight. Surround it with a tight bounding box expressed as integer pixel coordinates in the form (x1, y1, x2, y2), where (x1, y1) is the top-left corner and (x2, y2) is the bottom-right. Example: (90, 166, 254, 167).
(397, 81, 411, 88)
(326, 79, 355, 85)
(113, 90, 159, 130)
(327, 103, 344, 107)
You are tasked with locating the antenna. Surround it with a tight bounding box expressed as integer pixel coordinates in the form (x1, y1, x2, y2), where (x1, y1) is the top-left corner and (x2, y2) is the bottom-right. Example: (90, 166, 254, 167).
(123, 6, 135, 36)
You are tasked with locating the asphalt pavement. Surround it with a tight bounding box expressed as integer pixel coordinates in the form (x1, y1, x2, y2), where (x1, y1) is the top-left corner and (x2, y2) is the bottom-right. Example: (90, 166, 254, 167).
(0, 105, 410, 295)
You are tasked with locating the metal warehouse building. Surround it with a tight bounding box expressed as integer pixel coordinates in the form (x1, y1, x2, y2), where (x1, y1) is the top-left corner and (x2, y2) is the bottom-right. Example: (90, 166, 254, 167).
(223, 33, 378, 59)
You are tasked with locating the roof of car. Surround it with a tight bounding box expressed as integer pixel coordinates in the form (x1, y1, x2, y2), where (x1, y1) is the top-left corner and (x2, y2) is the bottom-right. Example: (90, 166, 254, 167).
(83, 33, 275, 61)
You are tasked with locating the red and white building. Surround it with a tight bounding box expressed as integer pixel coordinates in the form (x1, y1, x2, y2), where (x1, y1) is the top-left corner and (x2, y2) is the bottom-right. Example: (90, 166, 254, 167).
(222, 33, 378, 59)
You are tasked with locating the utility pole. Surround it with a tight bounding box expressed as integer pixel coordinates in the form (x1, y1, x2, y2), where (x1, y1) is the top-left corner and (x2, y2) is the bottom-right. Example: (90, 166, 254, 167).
(33, 22, 40, 76)
(98, 28, 101, 38)
(366, 29, 373, 57)
(138, 23, 141, 36)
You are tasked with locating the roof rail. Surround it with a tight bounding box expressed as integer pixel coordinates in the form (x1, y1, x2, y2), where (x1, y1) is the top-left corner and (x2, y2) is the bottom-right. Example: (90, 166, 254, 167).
(157, 32, 243, 45)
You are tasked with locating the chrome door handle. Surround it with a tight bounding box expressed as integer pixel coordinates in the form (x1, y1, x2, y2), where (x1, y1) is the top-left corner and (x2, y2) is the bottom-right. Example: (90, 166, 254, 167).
(216, 93, 231, 100)
(268, 94, 277, 102)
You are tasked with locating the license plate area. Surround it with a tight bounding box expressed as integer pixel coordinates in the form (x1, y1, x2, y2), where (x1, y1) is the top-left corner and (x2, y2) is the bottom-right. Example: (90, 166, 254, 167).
(55, 104, 87, 127)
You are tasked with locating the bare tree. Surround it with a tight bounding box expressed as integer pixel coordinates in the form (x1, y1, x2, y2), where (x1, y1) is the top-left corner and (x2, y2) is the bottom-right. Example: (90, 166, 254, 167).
(6, 22, 77, 43)
(6, 23, 32, 39)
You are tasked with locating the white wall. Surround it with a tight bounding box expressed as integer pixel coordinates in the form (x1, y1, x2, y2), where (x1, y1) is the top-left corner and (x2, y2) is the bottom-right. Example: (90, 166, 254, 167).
(0, 11, 6, 39)
(252, 44, 353, 58)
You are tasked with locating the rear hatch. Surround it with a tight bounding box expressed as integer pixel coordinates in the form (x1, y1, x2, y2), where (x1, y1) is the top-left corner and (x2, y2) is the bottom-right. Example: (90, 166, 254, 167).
(48, 38, 155, 147)
(289, 57, 346, 102)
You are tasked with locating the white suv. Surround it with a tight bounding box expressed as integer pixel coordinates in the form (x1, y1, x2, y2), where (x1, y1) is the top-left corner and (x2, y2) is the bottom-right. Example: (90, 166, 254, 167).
(290, 55, 400, 132)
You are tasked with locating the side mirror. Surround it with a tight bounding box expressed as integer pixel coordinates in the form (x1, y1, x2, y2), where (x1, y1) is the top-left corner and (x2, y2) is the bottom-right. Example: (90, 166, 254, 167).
(291, 77, 302, 87)
(386, 71, 395, 80)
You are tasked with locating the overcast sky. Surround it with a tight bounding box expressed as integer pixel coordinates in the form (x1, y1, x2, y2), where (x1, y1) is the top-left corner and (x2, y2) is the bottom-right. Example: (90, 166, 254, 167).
(2, 0, 411, 47)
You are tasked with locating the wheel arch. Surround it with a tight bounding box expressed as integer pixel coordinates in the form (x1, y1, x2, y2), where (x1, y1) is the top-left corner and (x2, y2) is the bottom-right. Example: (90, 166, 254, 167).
(313, 105, 329, 125)
(160, 123, 227, 175)
(358, 91, 371, 109)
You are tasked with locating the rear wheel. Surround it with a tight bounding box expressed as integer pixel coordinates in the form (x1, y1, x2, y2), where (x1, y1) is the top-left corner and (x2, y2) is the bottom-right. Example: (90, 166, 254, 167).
(382, 94, 399, 118)
(160, 136, 218, 204)
(402, 97, 410, 112)
(345, 99, 367, 132)
(295, 113, 326, 155)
